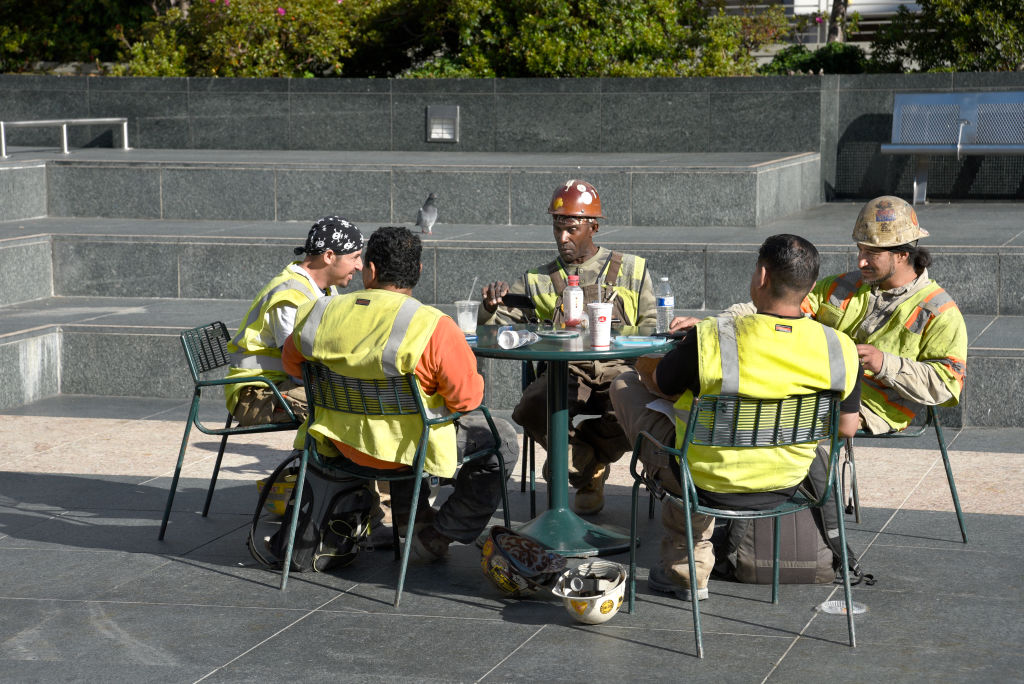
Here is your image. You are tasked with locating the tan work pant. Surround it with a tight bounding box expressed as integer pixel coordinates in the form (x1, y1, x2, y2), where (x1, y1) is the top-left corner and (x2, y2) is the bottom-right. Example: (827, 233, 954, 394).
(609, 370, 714, 589)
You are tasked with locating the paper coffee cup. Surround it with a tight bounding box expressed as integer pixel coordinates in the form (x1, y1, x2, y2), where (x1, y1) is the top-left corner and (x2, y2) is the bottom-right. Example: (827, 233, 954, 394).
(587, 302, 612, 348)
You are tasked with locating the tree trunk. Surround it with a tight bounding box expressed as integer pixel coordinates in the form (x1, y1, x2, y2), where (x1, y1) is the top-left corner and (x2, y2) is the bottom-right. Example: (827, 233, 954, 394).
(827, 0, 847, 43)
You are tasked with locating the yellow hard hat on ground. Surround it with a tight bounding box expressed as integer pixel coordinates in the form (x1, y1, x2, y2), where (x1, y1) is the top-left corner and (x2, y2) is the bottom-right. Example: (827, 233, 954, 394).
(852, 195, 929, 247)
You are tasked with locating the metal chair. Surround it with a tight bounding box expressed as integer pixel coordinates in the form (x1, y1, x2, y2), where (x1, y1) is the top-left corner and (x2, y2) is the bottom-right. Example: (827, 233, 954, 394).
(281, 360, 511, 607)
(842, 405, 967, 542)
(159, 321, 301, 540)
(628, 390, 856, 658)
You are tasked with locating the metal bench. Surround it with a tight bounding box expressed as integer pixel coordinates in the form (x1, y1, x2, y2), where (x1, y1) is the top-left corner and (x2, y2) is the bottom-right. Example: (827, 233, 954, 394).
(0, 117, 130, 159)
(880, 91, 1024, 204)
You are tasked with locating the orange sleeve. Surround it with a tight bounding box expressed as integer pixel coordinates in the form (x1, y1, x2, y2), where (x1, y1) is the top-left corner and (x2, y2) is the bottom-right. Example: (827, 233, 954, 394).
(281, 333, 304, 378)
(416, 315, 484, 413)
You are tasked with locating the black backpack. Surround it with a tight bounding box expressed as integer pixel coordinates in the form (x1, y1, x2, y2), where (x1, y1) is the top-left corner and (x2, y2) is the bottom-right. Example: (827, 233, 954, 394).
(714, 449, 876, 587)
(248, 451, 375, 573)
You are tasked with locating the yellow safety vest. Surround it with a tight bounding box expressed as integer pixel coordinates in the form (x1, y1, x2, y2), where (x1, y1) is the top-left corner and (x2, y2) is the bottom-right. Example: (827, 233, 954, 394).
(224, 263, 321, 412)
(804, 271, 967, 432)
(291, 289, 459, 477)
(673, 314, 859, 493)
(524, 249, 646, 328)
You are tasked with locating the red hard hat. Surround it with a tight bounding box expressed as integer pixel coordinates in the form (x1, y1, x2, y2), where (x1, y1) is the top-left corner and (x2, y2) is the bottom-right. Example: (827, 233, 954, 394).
(547, 179, 603, 218)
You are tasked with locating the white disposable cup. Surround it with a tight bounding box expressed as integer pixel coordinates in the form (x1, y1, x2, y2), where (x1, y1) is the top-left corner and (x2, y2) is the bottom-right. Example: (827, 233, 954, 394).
(587, 302, 612, 348)
(455, 300, 479, 336)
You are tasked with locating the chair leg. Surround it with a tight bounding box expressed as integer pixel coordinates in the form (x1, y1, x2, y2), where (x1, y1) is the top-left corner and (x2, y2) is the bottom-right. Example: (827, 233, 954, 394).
(201, 417, 232, 517)
(648, 488, 655, 520)
(520, 431, 528, 493)
(279, 446, 312, 591)
(930, 408, 968, 543)
(628, 480, 641, 614)
(528, 436, 537, 519)
(682, 491, 704, 659)
(497, 451, 511, 528)
(771, 517, 781, 604)
(159, 397, 199, 540)
(844, 438, 861, 524)
(832, 476, 857, 647)
(394, 470, 425, 608)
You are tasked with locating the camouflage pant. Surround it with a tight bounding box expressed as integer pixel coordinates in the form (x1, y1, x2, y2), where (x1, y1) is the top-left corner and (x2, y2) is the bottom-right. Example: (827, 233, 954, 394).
(232, 379, 309, 427)
(512, 359, 633, 488)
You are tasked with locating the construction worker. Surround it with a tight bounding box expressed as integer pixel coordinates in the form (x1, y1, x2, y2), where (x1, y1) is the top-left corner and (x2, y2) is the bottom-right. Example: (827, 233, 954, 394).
(281, 226, 517, 561)
(610, 234, 862, 600)
(224, 216, 364, 426)
(479, 179, 656, 515)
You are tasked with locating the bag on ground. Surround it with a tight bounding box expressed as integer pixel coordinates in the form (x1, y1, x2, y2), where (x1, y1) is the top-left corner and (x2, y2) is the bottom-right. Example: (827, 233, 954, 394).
(248, 451, 375, 573)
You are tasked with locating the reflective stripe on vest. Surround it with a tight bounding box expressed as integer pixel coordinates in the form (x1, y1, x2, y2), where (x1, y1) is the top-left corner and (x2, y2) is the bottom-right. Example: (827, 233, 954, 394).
(716, 316, 848, 396)
(230, 276, 317, 349)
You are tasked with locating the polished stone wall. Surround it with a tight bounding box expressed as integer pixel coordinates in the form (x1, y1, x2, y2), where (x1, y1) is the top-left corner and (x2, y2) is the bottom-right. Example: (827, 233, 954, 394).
(0, 163, 47, 221)
(3, 72, 1023, 200)
(38, 154, 819, 227)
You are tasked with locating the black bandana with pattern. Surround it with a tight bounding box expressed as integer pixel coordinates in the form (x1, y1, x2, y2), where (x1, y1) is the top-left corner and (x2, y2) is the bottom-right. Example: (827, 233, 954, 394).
(295, 216, 365, 256)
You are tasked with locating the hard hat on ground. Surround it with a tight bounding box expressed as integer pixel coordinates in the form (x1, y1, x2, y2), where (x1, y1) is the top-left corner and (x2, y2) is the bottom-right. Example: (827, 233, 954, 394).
(551, 559, 627, 625)
(548, 179, 604, 218)
(852, 196, 929, 247)
(480, 526, 566, 598)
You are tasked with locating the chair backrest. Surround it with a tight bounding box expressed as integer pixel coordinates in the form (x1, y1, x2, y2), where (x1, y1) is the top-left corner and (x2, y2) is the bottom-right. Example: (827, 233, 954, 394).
(687, 392, 836, 448)
(180, 321, 231, 383)
(681, 390, 841, 504)
(301, 361, 425, 420)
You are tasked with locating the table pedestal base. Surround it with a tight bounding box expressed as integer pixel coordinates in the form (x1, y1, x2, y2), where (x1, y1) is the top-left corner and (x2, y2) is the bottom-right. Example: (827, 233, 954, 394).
(514, 507, 632, 557)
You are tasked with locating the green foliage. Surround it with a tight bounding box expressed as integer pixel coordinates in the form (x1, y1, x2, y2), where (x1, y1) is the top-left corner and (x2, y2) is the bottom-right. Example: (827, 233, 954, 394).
(347, 0, 790, 78)
(118, 0, 367, 77)
(760, 41, 868, 75)
(0, 0, 155, 69)
(870, 0, 1024, 72)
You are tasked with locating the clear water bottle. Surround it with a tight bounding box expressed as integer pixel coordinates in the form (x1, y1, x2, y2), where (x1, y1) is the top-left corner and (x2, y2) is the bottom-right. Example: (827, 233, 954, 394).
(655, 276, 674, 334)
(563, 274, 584, 327)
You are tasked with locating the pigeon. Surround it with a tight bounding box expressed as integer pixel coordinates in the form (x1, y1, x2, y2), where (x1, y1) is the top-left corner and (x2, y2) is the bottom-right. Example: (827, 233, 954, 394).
(415, 193, 438, 235)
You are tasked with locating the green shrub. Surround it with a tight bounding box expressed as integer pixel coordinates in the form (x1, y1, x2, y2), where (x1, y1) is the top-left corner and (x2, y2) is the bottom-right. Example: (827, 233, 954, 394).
(870, 0, 1024, 72)
(118, 0, 365, 77)
(760, 41, 867, 75)
(372, 0, 792, 79)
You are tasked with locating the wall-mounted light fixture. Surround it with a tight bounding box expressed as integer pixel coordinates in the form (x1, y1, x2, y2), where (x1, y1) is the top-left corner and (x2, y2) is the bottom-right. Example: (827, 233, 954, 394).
(426, 105, 459, 143)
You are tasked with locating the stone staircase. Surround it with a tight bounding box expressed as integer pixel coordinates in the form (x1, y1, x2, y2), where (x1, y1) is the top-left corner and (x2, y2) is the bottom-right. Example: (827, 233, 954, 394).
(1, 148, 1021, 427)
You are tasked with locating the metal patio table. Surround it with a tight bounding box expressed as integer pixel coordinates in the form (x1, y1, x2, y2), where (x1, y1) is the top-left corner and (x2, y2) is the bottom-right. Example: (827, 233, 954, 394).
(472, 324, 673, 557)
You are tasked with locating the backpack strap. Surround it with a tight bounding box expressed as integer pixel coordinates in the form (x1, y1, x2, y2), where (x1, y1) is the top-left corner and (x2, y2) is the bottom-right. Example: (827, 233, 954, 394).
(604, 251, 623, 287)
(549, 269, 568, 295)
(247, 451, 301, 568)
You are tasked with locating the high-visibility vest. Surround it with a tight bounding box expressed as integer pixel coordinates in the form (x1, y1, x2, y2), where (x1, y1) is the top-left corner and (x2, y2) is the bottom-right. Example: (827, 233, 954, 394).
(804, 271, 967, 432)
(673, 314, 859, 493)
(524, 248, 646, 327)
(292, 289, 458, 477)
(224, 263, 321, 412)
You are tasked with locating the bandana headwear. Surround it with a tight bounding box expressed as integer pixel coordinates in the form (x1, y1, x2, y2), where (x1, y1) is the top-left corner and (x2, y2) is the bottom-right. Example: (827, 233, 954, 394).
(294, 216, 365, 256)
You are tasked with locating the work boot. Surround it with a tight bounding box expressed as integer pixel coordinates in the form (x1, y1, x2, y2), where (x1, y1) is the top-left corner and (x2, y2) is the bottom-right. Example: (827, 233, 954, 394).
(573, 462, 609, 515)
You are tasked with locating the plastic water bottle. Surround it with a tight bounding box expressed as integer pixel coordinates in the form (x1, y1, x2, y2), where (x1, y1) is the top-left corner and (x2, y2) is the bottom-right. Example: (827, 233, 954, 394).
(655, 277, 674, 334)
(564, 274, 584, 327)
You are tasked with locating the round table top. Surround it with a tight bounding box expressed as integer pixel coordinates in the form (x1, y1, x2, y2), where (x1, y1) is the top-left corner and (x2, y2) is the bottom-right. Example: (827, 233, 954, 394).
(470, 324, 674, 361)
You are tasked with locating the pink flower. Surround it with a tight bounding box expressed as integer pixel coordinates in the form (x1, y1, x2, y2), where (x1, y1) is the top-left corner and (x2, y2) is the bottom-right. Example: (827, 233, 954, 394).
(277, 6, 285, 15)
(815, 15, 823, 23)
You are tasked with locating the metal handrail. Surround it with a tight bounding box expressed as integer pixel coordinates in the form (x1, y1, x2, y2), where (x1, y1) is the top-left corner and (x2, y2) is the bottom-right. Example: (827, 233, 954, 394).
(0, 117, 130, 159)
